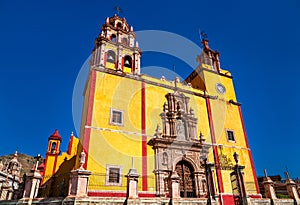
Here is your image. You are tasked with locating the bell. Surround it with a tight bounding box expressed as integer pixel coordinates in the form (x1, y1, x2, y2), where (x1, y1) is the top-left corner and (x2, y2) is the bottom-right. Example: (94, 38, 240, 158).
(124, 60, 130, 66)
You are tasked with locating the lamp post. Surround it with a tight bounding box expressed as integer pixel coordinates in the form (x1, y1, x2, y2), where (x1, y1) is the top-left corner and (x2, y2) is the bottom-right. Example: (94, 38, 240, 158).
(233, 152, 246, 205)
(203, 158, 212, 205)
(200, 133, 215, 204)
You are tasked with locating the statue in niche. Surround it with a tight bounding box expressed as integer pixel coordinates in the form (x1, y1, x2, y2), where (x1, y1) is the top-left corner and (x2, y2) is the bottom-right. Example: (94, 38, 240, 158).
(176, 119, 186, 140)
(162, 152, 168, 165)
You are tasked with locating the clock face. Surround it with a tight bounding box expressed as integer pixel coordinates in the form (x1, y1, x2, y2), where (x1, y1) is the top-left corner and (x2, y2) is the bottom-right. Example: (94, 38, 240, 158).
(216, 83, 226, 94)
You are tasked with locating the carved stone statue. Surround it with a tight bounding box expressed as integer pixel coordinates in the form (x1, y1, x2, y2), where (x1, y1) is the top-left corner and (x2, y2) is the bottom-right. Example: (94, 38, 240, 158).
(79, 151, 86, 170)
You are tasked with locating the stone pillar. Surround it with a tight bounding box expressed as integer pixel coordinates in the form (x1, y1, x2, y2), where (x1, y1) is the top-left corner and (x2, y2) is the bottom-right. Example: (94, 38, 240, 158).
(194, 172, 201, 197)
(68, 151, 92, 197)
(23, 170, 42, 199)
(0, 178, 4, 193)
(68, 169, 91, 197)
(0, 182, 13, 200)
(117, 46, 123, 71)
(285, 172, 300, 204)
(154, 170, 166, 197)
(125, 162, 139, 199)
(170, 171, 180, 199)
(263, 169, 277, 199)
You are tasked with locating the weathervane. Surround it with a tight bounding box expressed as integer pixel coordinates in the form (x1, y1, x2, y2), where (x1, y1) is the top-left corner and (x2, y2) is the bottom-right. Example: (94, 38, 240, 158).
(114, 6, 123, 15)
(199, 29, 208, 45)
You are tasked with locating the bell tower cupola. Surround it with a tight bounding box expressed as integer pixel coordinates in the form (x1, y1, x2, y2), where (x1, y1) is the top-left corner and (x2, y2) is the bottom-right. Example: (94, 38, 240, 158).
(47, 129, 62, 155)
(90, 15, 142, 74)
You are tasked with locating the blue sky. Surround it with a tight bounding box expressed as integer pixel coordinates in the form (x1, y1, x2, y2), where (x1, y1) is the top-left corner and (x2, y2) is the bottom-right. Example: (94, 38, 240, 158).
(0, 0, 300, 178)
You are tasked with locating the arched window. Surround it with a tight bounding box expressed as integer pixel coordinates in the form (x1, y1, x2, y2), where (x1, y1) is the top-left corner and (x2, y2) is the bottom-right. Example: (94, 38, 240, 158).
(117, 22, 122, 29)
(111, 34, 116, 43)
(124, 56, 132, 68)
(107, 50, 116, 63)
(51, 142, 57, 153)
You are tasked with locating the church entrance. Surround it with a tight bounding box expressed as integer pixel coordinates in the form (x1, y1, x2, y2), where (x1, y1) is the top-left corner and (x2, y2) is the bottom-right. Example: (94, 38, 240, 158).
(175, 160, 196, 198)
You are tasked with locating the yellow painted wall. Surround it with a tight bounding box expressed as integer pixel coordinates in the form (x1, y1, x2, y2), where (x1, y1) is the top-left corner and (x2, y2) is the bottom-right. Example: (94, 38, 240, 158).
(85, 71, 214, 192)
(82, 67, 257, 195)
(200, 68, 257, 195)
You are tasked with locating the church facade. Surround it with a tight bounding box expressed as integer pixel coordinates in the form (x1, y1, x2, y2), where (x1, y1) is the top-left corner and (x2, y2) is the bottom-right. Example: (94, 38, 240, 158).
(76, 15, 260, 203)
(39, 15, 261, 204)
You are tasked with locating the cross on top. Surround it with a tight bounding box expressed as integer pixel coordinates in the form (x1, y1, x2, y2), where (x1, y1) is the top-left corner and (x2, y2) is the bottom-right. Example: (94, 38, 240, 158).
(114, 6, 123, 15)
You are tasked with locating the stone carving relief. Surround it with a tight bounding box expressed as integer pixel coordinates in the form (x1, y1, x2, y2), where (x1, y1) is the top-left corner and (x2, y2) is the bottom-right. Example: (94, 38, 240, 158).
(148, 91, 212, 198)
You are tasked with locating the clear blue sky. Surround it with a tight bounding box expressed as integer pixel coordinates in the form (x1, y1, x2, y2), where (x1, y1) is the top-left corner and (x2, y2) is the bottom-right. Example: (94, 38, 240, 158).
(0, 0, 299, 178)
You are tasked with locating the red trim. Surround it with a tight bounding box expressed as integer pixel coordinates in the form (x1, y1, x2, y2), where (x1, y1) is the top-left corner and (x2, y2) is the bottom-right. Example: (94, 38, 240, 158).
(87, 192, 156, 198)
(104, 52, 107, 67)
(138, 193, 156, 197)
(238, 106, 260, 194)
(141, 82, 148, 191)
(41, 155, 48, 184)
(131, 57, 134, 73)
(67, 136, 74, 155)
(88, 192, 126, 197)
(82, 70, 97, 169)
(248, 194, 262, 198)
(205, 98, 224, 194)
(220, 194, 234, 205)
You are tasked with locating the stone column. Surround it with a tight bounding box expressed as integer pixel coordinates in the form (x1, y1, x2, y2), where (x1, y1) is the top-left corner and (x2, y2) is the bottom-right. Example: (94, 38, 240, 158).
(285, 172, 300, 204)
(263, 169, 277, 199)
(117, 46, 123, 71)
(0, 182, 13, 200)
(194, 172, 201, 197)
(0, 178, 4, 193)
(23, 170, 42, 199)
(154, 170, 166, 197)
(170, 171, 180, 199)
(125, 162, 140, 199)
(68, 151, 92, 197)
(68, 169, 91, 197)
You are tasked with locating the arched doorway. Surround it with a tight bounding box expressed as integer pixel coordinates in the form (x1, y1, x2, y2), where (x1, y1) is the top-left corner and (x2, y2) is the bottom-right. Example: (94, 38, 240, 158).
(175, 160, 196, 198)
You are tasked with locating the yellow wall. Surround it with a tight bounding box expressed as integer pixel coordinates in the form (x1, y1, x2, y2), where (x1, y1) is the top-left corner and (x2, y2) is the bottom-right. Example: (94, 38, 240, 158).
(82, 67, 258, 195)
(85, 71, 213, 192)
(200, 68, 257, 195)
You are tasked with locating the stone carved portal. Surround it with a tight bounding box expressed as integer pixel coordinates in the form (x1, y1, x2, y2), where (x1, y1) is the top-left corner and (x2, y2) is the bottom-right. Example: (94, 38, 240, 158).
(148, 91, 211, 198)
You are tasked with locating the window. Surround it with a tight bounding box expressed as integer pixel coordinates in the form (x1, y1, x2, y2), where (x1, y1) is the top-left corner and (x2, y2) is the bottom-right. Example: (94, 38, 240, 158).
(111, 34, 116, 43)
(51, 142, 56, 150)
(226, 130, 235, 142)
(105, 165, 122, 186)
(51, 142, 57, 153)
(117, 22, 122, 29)
(110, 108, 124, 126)
(109, 168, 120, 183)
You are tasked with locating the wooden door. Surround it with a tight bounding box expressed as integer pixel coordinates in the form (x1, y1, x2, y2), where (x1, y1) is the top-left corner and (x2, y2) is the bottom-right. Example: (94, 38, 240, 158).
(175, 161, 196, 198)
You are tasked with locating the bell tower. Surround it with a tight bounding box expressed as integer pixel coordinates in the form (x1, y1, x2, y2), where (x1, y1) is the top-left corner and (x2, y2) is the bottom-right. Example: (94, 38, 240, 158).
(47, 129, 62, 155)
(90, 14, 141, 74)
